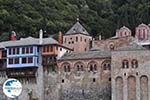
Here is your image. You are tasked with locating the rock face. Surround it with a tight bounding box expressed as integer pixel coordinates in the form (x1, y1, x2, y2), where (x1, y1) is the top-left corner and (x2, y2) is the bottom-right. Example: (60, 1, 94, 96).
(59, 83, 111, 100)
(44, 72, 111, 100)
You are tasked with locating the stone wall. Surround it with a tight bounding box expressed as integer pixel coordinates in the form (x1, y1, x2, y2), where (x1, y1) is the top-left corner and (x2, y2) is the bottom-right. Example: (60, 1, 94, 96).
(63, 34, 92, 53)
(111, 50, 150, 100)
(57, 58, 111, 100)
(92, 36, 133, 50)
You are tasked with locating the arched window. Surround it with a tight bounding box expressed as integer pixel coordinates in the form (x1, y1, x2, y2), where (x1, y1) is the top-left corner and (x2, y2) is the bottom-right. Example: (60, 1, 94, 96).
(62, 63, 71, 72)
(76, 36, 78, 42)
(94, 64, 97, 71)
(122, 60, 129, 68)
(102, 60, 111, 71)
(88, 61, 97, 72)
(131, 59, 138, 68)
(74, 62, 84, 72)
(109, 44, 115, 50)
(124, 31, 127, 36)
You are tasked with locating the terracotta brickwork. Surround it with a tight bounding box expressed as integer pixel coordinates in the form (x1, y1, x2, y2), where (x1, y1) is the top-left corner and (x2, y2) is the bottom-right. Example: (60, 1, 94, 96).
(63, 34, 92, 53)
(57, 57, 111, 99)
(135, 23, 150, 41)
(93, 36, 133, 50)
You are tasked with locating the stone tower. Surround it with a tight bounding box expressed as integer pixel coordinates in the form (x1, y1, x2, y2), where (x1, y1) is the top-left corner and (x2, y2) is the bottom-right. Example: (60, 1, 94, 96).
(63, 19, 92, 53)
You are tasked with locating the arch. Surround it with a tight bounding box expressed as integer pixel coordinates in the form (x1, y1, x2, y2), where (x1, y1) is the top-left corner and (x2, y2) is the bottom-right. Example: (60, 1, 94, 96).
(61, 62, 71, 72)
(102, 60, 111, 71)
(140, 75, 148, 100)
(115, 76, 123, 100)
(108, 41, 115, 50)
(87, 61, 98, 72)
(136, 24, 149, 40)
(119, 26, 131, 37)
(128, 76, 136, 100)
(74, 61, 85, 72)
(122, 60, 129, 68)
(131, 59, 138, 68)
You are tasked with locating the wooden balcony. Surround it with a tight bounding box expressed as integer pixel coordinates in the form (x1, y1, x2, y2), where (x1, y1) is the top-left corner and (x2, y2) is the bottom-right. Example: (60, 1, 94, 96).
(41, 45, 58, 56)
(7, 67, 37, 78)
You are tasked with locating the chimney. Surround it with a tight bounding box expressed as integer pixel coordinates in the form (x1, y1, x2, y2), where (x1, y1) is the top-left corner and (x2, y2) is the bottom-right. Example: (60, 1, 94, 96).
(116, 29, 119, 37)
(10, 31, 17, 41)
(99, 34, 101, 40)
(58, 31, 62, 44)
(39, 29, 43, 44)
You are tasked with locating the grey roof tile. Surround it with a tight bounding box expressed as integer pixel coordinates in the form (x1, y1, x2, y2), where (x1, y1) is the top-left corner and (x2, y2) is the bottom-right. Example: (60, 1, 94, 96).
(116, 42, 146, 51)
(0, 36, 58, 48)
(65, 22, 89, 35)
(59, 49, 111, 60)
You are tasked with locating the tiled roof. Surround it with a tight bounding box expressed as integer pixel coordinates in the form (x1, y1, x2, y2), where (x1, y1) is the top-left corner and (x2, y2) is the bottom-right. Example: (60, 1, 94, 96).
(116, 42, 146, 51)
(59, 49, 111, 60)
(0, 37, 58, 48)
(65, 22, 89, 35)
(137, 40, 150, 45)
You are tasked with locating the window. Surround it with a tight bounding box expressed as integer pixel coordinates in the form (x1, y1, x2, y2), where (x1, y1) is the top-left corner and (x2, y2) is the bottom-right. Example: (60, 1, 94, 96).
(22, 58, 27, 63)
(109, 44, 114, 50)
(143, 29, 145, 39)
(88, 62, 97, 72)
(122, 60, 129, 68)
(80, 65, 83, 71)
(76, 37, 78, 42)
(9, 58, 13, 64)
(50, 46, 53, 52)
(77, 65, 80, 71)
(14, 58, 19, 64)
(10, 48, 20, 55)
(94, 64, 97, 70)
(109, 78, 111, 81)
(67, 65, 70, 72)
(84, 39, 86, 42)
(80, 37, 82, 41)
(102, 60, 111, 70)
(63, 63, 71, 72)
(29, 47, 33, 53)
(72, 41, 74, 44)
(103, 64, 107, 70)
(90, 65, 93, 71)
(62, 79, 64, 83)
(76, 64, 84, 72)
(22, 48, 25, 54)
(64, 66, 67, 72)
(68, 42, 71, 44)
(46, 46, 49, 52)
(28, 57, 33, 63)
(60, 48, 62, 51)
(13, 48, 15, 54)
(26, 48, 29, 53)
(124, 32, 127, 36)
(131, 59, 138, 68)
(37, 57, 39, 63)
(43, 46, 46, 52)
(16, 48, 19, 54)
(9, 48, 12, 55)
(93, 78, 96, 82)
